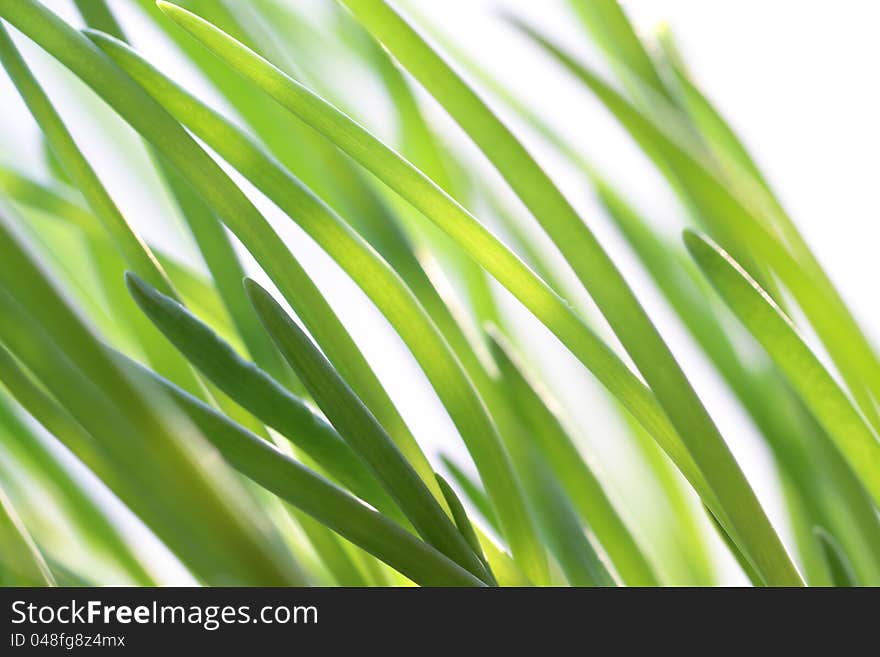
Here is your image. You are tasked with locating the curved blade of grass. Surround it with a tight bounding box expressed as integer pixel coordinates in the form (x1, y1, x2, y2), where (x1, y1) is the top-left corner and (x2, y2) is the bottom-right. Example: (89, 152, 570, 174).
(440, 455, 499, 535)
(704, 505, 763, 586)
(245, 278, 493, 585)
(0, 0, 442, 515)
(92, 30, 545, 583)
(124, 272, 399, 519)
(291, 509, 371, 587)
(814, 527, 858, 587)
(362, 31, 503, 332)
(0, 164, 95, 235)
(0, 26, 227, 404)
(565, 0, 669, 104)
(351, 20, 715, 583)
(13, 1, 676, 584)
(435, 474, 491, 575)
(684, 230, 880, 507)
(162, 0, 740, 580)
(530, 457, 618, 587)
(512, 14, 784, 298)
(117, 353, 484, 588)
(0, 484, 56, 586)
(486, 364, 619, 586)
(0, 22, 175, 300)
(157, 0, 802, 585)
(136, 0, 475, 343)
(487, 329, 657, 586)
(518, 21, 880, 433)
(3, 332, 314, 587)
(0, 284, 308, 584)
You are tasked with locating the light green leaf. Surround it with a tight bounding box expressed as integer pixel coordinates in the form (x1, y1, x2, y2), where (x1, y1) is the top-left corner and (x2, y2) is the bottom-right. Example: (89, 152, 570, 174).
(245, 278, 493, 585)
(124, 272, 398, 519)
(684, 230, 880, 508)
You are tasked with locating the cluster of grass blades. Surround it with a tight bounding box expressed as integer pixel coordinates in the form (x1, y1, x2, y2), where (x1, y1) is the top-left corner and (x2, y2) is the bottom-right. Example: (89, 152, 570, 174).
(0, 0, 877, 587)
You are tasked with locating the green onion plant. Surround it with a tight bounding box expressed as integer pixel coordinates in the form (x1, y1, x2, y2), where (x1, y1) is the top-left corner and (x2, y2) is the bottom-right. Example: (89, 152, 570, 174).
(0, 0, 877, 587)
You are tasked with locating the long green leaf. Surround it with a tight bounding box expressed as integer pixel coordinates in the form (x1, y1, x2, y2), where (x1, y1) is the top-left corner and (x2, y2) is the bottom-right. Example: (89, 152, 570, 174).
(0, 22, 175, 299)
(565, 0, 669, 104)
(440, 455, 499, 535)
(684, 230, 880, 507)
(0, 391, 153, 585)
(245, 278, 493, 585)
(124, 272, 398, 519)
(601, 178, 880, 584)
(0, 163, 236, 338)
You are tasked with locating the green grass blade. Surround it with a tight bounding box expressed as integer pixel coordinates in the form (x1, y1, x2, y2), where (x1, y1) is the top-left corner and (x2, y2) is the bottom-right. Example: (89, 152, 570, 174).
(704, 506, 763, 586)
(245, 278, 493, 585)
(565, 0, 669, 104)
(0, 163, 237, 340)
(291, 510, 371, 587)
(71, 0, 122, 36)
(684, 230, 880, 507)
(0, 164, 96, 236)
(71, 0, 298, 392)
(152, 0, 794, 583)
(527, 459, 618, 587)
(601, 179, 880, 583)
(435, 473, 492, 577)
(70, 0, 300, 398)
(0, 25, 224, 403)
(665, 61, 880, 433)
(509, 15, 782, 301)
(440, 455, 499, 535)
(0, 22, 176, 300)
(124, 272, 398, 519)
(155, 159, 300, 392)
(118, 353, 484, 588)
(152, 0, 705, 498)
